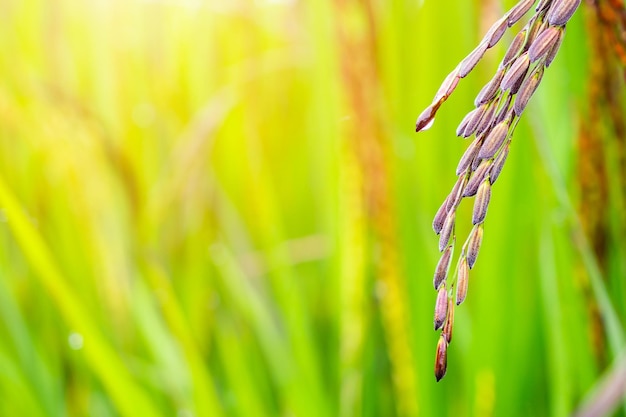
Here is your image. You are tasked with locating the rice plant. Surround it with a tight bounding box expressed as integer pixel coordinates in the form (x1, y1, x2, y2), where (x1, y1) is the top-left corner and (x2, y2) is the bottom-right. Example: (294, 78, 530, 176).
(416, 0, 626, 397)
(0, 0, 624, 416)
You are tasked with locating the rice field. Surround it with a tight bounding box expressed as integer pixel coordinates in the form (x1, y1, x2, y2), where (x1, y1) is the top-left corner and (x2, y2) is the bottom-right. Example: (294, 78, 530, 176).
(0, 0, 625, 416)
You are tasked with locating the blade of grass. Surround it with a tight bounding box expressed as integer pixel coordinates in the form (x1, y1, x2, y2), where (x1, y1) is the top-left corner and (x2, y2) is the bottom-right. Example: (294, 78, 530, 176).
(529, 111, 625, 353)
(210, 243, 304, 414)
(0, 271, 62, 416)
(138, 257, 224, 417)
(538, 220, 572, 417)
(0, 175, 161, 417)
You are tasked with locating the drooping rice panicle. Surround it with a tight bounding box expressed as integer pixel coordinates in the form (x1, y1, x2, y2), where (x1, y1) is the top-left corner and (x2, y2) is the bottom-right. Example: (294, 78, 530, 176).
(415, 0, 539, 133)
(417, 0, 582, 381)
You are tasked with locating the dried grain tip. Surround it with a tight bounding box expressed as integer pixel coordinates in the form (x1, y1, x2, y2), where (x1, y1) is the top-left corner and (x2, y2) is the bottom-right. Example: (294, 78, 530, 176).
(435, 336, 448, 381)
(463, 160, 492, 197)
(467, 225, 484, 269)
(433, 197, 449, 234)
(434, 286, 448, 330)
(472, 180, 492, 225)
(442, 298, 455, 343)
(501, 52, 530, 91)
(459, 41, 489, 78)
(439, 211, 456, 252)
(416, 104, 436, 132)
(490, 142, 511, 184)
(507, 0, 536, 26)
(434, 244, 454, 290)
(546, 0, 582, 26)
(446, 174, 468, 212)
(456, 136, 482, 175)
(478, 120, 509, 160)
(514, 68, 544, 115)
(475, 68, 505, 106)
(501, 30, 527, 68)
(456, 257, 470, 305)
(484, 16, 509, 47)
(529, 26, 562, 62)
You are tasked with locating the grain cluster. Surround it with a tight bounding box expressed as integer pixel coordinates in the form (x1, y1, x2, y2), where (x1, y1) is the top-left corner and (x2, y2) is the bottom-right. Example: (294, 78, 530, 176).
(415, 0, 581, 381)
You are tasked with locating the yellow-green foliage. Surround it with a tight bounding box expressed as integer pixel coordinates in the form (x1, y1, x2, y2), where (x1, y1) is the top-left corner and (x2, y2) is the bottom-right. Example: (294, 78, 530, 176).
(0, 1, 624, 416)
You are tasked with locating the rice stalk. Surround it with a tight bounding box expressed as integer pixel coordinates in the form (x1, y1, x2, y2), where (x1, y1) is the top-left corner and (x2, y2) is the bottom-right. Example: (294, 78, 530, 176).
(415, 0, 582, 381)
(337, 0, 419, 412)
(575, 0, 626, 372)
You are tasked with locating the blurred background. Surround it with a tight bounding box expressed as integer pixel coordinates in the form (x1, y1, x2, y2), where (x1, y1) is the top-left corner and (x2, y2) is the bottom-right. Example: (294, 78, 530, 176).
(0, 0, 625, 416)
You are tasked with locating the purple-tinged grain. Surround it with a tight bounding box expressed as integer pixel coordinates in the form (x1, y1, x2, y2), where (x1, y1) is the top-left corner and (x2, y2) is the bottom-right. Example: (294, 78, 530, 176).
(494, 94, 513, 124)
(456, 137, 483, 175)
(528, 15, 548, 45)
(504, 106, 516, 124)
(457, 108, 480, 137)
(463, 104, 488, 137)
(439, 211, 456, 252)
(446, 174, 469, 211)
(442, 298, 455, 343)
(415, 104, 437, 132)
(434, 336, 448, 381)
(472, 180, 492, 225)
(507, 0, 536, 26)
(459, 41, 489, 78)
(434, 244, 454, 290)
(456, 257, 470, 305)
(475, 101, 499, 136)
(546, 0, 582, 26)
(529, 26, 562, 62)
(471, 153, 483, 171)
(490, 141, 511, 184)
(501, 52, 530, 91)
(501, 30, 527, 68)
(475, 69, 506, 106)
(510, 72, 528, 94)
(463, 160, 492, 197)
(545, 26, 565, 66)
(434, 285, 448, 330)
(433, 196, 449, 234)
(467, 225, 484, 269)
(484, 16, 509, 47)
(514, 67, 544, 115)
(478, 120, 509, 160)
(434, 66, 462, 103)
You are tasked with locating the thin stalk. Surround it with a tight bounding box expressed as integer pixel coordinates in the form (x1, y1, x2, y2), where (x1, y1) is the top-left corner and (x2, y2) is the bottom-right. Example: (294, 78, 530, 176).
(528, 112, 625, 354)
